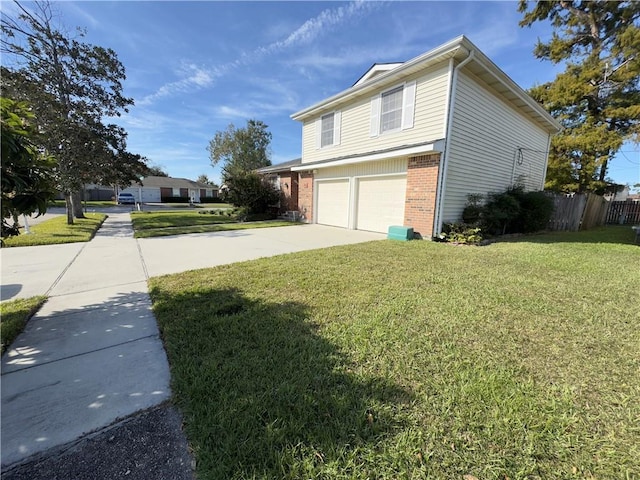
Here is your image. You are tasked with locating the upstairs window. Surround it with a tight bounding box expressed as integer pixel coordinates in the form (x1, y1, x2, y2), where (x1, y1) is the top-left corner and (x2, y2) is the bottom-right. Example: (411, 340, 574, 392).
(370, 80, 416, 137)
(321, 113, 335, 147)
(315, 111, 341, 149)
(380, 86, 403, 133)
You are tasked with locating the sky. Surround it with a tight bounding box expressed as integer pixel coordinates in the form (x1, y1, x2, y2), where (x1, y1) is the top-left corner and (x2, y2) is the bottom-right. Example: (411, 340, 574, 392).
(2, 0, 639, 188)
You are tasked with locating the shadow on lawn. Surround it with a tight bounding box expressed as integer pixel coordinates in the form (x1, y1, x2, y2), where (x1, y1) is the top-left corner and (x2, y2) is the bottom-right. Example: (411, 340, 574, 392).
(501, 225, 638, 246)
(152, 287, 413, 478)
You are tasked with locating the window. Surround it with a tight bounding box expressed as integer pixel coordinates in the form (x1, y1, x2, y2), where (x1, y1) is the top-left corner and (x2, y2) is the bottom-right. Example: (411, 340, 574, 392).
(370, 81, 416, 137)
(315, 111, 341, 148)
(320, 113, 335, 147)
(380, 86, 403, 133)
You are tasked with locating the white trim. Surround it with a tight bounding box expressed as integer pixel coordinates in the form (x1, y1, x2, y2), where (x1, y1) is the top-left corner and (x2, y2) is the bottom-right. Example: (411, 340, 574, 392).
(315, 117, 321, 150)
(333, 110, 341, 146)
(370, 95, 380, 137)
(542, 133, 552, 190)
(292, 141, 445, 172)
(401, 80, 416, 130)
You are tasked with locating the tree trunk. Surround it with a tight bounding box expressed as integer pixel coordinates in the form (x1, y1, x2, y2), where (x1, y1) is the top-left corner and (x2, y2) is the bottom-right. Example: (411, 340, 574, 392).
(64, 193, 74, 225)
(598, 158, 608, 183)
(72, 190, 86, 218)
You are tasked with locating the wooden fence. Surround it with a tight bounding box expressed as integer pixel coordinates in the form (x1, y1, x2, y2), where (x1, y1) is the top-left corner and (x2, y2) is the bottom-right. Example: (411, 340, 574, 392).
(605, 201, 640, 225)
(546, 192, 610, 231)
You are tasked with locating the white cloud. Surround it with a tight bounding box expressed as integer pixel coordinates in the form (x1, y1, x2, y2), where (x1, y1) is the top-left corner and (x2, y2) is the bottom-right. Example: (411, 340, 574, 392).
(139, 1, 382, 106)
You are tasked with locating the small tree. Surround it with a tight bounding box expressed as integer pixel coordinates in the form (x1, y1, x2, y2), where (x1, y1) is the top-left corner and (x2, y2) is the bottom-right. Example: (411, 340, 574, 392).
(208, 119, 272, 180)
(223, 172, 279, 215)
(1, 97, 56, 238)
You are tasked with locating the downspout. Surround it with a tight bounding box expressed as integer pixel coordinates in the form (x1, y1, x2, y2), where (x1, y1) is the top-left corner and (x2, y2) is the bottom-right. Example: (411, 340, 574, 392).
(433, 49, 475, 237)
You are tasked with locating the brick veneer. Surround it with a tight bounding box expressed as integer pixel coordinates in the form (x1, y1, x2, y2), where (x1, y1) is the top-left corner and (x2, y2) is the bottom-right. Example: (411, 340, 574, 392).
(403, 153, 441, 238)
(298, 172, 314, 222)
(278, 172, 299, 212)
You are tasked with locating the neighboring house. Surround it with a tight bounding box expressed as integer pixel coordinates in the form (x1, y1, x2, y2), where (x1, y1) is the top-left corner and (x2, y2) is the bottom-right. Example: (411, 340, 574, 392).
(120, 176, 219, 203)
(256, 158, 302, 213)
(284, 35, 560, 237)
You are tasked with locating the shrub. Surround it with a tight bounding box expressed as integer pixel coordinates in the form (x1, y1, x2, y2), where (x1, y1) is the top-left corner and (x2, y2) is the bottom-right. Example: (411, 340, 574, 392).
(438, 222, 483, 244)
(481, 190, 521, 235)
(161, 196, 190, 203)
(200, 196, 222, 203)
(462, 194, 484, 224)
(223, 172, 279, 214)
(511, 190, 554, 233)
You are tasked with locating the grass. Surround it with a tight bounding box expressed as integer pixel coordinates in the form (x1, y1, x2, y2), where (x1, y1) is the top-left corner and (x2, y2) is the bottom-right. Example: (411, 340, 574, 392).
(0, 296, 47, 355)
(131, 210, 297, 238)
(2, 213, 107, 247)
(49, 200, 117, 208)
(149, 225, 639, 479)
(134, 221, 299, 238)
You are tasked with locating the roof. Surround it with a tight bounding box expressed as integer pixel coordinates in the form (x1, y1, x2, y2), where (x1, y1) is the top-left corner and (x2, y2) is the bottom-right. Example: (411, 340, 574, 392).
(291, 35, 560, 134)
(256, 158, 302, 174)
(291, 140, 444, 172)
(136, 176, 216, 189)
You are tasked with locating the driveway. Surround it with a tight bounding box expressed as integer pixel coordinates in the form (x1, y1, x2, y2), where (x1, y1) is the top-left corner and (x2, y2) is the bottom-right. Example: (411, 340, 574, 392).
(137, 224, 386, 277)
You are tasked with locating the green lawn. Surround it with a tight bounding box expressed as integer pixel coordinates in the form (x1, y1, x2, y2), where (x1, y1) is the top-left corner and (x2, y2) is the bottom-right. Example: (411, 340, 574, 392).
(131, 210, 297, 238)
(135, 221, 300, 238)
(2, 213, 107, 247)
(0, 296, 47, 354)
(149, 226, 639, 479)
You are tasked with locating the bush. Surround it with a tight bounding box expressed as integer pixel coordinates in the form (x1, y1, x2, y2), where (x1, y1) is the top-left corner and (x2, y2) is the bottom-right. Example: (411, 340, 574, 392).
(200, 196, 223, 203)
(460, 186, 554, 237)
(511, 190, 554, 233)
(482, 189, 521, 235)
(161, 196, 190, 203)
(438, 222, 483, 244)
(223, 172, 280, 214)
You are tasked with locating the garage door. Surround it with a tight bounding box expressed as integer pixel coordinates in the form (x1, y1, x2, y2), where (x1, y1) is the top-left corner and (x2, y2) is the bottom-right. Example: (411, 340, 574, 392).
(316, 179, 350, 228)
(356, 175, 407, 233)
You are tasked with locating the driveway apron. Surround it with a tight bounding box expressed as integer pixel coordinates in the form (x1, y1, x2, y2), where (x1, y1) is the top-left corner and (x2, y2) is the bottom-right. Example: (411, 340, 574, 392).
(1, 213, 170, 468)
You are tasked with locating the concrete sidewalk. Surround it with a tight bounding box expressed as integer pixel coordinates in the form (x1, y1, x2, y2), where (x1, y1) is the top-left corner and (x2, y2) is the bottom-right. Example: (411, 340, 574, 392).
(1, 213, 174, 472)
(0, 216, 384, 474)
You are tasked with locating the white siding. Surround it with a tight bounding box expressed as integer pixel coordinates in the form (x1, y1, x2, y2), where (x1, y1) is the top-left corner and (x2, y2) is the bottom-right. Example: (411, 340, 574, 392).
(314, 157, 408, 180)
(302, 66, 450, 164)
(441, 71, 550, 224)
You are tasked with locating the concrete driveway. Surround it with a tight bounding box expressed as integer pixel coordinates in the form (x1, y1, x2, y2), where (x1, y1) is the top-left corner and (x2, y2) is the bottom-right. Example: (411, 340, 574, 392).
(137, 224, 385, 277)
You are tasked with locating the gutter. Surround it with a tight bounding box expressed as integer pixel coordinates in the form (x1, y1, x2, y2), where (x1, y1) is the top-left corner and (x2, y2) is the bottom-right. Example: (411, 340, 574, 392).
(433, 49, 475, 237)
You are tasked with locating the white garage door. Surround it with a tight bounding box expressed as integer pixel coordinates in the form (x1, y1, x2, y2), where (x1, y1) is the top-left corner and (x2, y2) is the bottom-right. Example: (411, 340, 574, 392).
(316, 179, 350, 228)
(356, 175, 407, 233)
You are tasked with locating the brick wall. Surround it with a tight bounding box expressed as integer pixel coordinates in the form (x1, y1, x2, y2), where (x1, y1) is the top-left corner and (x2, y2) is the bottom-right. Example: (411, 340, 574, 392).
(403, 153, 441, 238)
(278, 172, 299, 212)
(298, 172, 314, 222)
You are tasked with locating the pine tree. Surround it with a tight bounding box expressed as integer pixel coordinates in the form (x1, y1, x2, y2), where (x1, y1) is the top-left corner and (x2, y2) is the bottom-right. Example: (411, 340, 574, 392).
(519, 1, 640, 193)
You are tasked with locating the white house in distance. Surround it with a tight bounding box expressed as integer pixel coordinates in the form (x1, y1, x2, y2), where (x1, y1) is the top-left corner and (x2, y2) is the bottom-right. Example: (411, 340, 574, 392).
(286, 35, 560, 238)
(120, 176, 219, 203)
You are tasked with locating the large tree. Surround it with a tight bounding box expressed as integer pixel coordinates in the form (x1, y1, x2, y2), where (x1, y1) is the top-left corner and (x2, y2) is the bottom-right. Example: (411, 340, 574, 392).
(1, 1, 144, 223)
(208, 119, 272, 180)
(519, 1, 640, 193)
(1, 97, 56, 238)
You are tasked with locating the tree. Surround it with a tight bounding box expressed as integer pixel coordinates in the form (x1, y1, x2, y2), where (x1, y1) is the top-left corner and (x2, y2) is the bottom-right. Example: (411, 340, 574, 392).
(207, 119, 272, 180)
(222, 171, 280, 215)
(196, 174, 217, 187)
(1, 97, 56, 238)
(519, 1, 640, 193)
(1, 1, 145, 223)
(147, 164, 169, 177)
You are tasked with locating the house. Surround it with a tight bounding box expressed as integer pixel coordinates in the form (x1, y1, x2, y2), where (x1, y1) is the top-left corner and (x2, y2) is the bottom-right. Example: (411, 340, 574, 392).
(120, 176, 219, 203)
(256, 158, 302, 213)
(284, 35, 560, 237)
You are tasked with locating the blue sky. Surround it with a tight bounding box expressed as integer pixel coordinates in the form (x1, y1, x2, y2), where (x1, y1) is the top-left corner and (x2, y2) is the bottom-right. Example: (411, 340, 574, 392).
(6, 1, 640, 188)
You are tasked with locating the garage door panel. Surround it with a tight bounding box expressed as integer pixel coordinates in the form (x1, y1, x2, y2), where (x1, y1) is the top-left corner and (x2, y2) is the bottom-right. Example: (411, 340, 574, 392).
(356, 176, 406, 233)
(316, 180, 349, 228)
